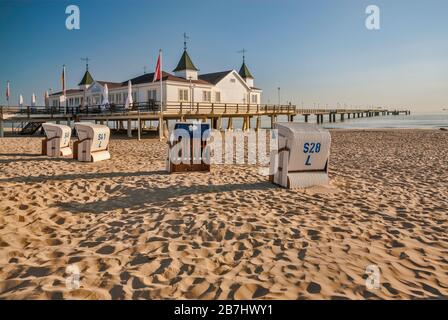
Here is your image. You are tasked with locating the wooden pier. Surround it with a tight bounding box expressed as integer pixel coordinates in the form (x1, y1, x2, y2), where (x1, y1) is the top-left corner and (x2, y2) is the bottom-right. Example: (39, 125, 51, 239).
(0, 103, 411, 139)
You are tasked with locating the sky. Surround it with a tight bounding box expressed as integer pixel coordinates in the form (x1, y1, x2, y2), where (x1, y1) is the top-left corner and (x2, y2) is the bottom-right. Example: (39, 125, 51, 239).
(0, 0, 447, 112)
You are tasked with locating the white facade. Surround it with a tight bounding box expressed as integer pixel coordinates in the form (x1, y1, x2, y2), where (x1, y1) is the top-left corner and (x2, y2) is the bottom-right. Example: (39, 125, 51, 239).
(49, 52, 262, 108)
(213, 71, 260, 104)
(174, 69, 198, 81)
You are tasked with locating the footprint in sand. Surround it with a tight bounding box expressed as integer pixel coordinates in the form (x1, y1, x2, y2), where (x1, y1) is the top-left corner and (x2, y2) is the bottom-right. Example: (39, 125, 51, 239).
(109, 284, 126, 299)
(55, 217, 65, 225)
(131, 277, 146, 290)
(96, 245, 115, 255)
(306, 282, 322, 294)
(18, 204, 29, 211)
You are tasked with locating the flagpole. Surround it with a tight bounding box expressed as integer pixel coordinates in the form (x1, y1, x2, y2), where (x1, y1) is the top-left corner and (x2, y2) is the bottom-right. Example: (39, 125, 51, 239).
(63, 65, 67, 115)
(6, 81, 10, 108)
(159, 49, 163, 141)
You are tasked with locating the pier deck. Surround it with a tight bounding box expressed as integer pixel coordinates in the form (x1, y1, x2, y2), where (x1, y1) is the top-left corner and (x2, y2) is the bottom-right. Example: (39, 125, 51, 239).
(0, 103, 411, 138)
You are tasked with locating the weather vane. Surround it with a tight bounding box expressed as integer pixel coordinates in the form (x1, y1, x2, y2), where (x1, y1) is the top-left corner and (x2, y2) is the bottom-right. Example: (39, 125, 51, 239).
(237, 49, 247, 63)
(81, 57, 90, 71)
(183, 32, 189, 50)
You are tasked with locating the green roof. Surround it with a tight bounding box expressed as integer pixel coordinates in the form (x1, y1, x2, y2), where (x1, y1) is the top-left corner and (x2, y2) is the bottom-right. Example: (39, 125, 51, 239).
(78, 70, 94, 86)
(173, 50, 199, 72)
(238, 62, 253, 79)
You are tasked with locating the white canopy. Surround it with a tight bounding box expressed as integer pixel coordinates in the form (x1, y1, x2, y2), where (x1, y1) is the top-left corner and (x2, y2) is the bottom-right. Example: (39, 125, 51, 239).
(101, 84, 110, 111)
(44, 91, 50, 107)
(124, 80, 133, 109)
(31, 93, 36, 107)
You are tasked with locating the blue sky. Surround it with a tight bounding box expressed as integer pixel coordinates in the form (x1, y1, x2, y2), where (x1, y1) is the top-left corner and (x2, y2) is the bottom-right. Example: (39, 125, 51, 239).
(0, 0, 447, 112)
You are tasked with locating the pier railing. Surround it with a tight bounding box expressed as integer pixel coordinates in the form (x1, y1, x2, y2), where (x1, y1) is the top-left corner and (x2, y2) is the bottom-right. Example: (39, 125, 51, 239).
(0, 102, 159, 118)
(1, 102, 298, 117)
(0, 103, 405, 119)
(165, 102, 297, 115)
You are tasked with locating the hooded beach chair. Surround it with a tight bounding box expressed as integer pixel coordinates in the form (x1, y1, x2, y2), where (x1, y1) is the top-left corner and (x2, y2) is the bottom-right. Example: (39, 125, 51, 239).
(166, 122, 211, 173)
(270, 123, 331, 188)
(41, 123, 72, 157)
(73, 122, 111, 162)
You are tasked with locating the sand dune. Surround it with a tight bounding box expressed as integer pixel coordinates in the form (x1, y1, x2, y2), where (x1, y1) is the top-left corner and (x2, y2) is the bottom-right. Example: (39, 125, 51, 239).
(0, 129, 447, 299)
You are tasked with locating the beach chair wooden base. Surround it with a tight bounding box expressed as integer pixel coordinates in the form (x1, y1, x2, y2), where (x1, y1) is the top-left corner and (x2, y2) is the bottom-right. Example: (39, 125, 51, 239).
(73, 140, 110, 162)
(41, 139, 47, 155)
(166, 136, 210, 173)
(41, 138, 72, 157)
(73, 141, 80, 159)
(169, 162, 210, 173)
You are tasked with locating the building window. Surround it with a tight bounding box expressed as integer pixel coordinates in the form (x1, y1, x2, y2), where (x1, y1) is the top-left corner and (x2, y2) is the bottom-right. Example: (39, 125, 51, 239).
(116, 93, 121, 103)
(132, 92, 137, 103)
(109, 94, 114, 103)
(230, 78, 236, 83)
(178, 89, 189, 102)
(251, 94, 258, 104)
(147, 89, 157, 101)
(202, 90, 211, 102)
(75, 97, 79, 105)
(215, 92, 221, 103)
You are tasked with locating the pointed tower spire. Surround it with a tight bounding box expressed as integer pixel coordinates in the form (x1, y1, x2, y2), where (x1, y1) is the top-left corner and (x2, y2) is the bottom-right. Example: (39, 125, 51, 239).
(173, 50, 199, 72)
(238, 49, 253, 79)
(238, 49, 254, 87)
(173, 33, 199, 80)
(78, 57, 94, 88)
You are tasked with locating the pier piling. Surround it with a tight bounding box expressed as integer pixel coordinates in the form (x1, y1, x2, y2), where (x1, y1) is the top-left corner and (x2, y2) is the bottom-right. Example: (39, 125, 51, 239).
(127, 119, 132, 138)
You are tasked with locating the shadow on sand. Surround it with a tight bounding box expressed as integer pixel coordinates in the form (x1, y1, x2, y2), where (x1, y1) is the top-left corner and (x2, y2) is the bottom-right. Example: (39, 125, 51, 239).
(54, 182, 275, 214)
(0, 170, 167, 183)
(0, 153, 45, 157)
(0, 157, 76, 164)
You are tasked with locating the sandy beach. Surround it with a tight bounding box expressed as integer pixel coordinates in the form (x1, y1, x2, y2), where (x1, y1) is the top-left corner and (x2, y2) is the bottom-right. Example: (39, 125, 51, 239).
(0, 129, 447, 300)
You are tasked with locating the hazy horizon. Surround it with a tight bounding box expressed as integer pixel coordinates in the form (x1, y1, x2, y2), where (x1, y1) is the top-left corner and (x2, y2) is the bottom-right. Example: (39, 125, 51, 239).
(0, 0, 447, 113)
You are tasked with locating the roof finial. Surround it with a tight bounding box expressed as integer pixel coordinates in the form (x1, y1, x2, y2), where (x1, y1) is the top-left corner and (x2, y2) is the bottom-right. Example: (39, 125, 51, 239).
(183, 32, 189, 51)
(237, 49, 247, 63)
(81, 57, 90, 71)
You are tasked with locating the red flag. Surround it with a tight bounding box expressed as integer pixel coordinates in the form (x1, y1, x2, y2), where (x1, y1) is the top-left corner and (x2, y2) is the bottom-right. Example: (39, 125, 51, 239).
(153, 52, 161, 82)
(6, 81, 10, 101)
